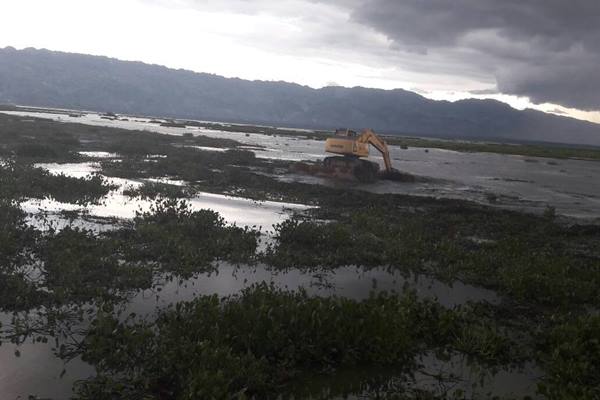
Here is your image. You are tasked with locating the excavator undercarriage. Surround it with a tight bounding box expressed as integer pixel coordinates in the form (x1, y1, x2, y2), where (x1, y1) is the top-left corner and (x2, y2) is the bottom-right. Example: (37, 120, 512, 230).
(322, 155, 380, 182)
(291, 128, 413, 183)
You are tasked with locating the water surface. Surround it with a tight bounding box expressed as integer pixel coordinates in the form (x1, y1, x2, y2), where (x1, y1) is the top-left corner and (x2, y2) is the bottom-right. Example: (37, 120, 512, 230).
(5, 110, 599, 220)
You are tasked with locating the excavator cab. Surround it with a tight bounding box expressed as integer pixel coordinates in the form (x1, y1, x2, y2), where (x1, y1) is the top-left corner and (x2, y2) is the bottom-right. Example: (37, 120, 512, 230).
(334, 128, 358, 137)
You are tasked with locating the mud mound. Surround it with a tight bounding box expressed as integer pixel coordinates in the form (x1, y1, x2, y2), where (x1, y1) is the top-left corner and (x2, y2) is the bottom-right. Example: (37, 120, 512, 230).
(379, 169, 416, 182)
(290, 162, 417, 183)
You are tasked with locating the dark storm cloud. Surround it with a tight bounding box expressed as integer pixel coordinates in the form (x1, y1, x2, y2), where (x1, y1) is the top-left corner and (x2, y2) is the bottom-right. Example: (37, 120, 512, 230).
(348, 0, 600, 110)
(141, 0, 600, 110)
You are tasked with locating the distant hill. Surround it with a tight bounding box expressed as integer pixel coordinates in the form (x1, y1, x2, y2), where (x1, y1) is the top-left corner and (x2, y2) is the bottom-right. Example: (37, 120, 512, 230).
(1, 47, 600, 145)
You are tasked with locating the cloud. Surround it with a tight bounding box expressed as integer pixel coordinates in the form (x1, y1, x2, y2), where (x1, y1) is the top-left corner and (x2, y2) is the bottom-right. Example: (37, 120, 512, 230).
(145, 0, 600, 110)
(138, 0, 496, 90)
(346, 0, 600, 110)
(91, 1, 600, 111)
(470, 88, 498, 95)
(548, 108, 567, 115)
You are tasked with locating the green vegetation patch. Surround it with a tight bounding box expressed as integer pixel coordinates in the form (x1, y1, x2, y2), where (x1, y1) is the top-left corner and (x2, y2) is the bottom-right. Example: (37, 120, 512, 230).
(101, 147, 260, 183)
(536, 315, 600, 400)
(0, 199, 260, 314)
(0, 113, 246, 168)
(37, 227, 153, 305)
(0, 116, 80, 161)
(120, 199, 260, 276)
(265, 205, 600, 309)
(0, 160, 115, 204)
(75, 285, 511, 400)
(0, 200, 40, 310)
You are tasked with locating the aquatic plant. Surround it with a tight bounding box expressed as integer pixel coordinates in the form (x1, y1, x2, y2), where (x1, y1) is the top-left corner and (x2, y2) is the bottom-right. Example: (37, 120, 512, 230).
(537, 315, 600, 399)
(2, 112, 600, 398)
(122, 181, 190, 199)
(37, 227, 153, 304)
(0, 160, 115, 204)
(121, 199, 260, 275)
(265, 208, 600, 309)
(75, 285, 505, 399)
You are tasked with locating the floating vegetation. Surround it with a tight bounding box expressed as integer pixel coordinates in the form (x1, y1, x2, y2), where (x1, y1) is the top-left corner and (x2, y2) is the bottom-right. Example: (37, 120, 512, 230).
(0, 199, 261, 312)
(122, 199, 260, 276)
(265, 206, 600, 308)
(0, 160, 115, 204)
(123, 181, 191, 199)
(74, 285, 514, 399)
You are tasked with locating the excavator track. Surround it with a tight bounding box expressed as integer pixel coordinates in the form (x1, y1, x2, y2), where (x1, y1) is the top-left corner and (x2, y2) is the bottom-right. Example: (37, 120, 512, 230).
(323, 156, 379, 182)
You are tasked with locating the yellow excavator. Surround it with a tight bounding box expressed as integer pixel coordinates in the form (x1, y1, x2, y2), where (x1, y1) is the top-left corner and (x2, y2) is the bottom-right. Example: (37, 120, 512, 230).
(323, 128, 394, 182)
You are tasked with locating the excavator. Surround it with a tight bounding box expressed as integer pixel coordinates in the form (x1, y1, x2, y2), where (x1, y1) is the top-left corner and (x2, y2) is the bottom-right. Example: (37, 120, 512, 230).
(323, 128, 395, 182)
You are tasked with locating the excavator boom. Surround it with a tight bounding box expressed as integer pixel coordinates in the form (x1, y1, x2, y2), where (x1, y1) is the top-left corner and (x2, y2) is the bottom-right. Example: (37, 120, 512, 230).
(355, 129, 393, 172)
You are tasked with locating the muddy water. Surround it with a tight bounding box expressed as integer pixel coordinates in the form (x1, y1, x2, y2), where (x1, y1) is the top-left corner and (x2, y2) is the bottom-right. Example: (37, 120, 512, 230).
(371, 148, 600, 220)
(4, 110, 600, 220)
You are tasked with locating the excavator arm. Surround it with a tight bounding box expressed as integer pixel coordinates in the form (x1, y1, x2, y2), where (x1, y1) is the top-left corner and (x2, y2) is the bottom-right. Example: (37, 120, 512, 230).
(357, 129, 393, 172)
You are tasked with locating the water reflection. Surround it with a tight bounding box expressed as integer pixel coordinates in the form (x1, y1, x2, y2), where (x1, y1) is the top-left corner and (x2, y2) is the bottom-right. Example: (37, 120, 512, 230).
(1, 262, 507, 400)
(23, 162, 309, 232)
(127, 263, 499, 317)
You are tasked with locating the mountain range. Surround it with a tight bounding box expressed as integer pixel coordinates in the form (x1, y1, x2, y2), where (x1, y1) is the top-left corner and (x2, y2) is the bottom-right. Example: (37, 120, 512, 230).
(1, 47, 600, 146)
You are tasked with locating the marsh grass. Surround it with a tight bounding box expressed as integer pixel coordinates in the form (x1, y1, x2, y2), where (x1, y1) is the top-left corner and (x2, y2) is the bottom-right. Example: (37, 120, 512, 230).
(536, 315, 600, 400)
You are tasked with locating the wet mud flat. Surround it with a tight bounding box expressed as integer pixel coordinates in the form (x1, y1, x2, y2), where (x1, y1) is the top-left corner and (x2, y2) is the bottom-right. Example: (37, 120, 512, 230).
(0, 112, 599, 399)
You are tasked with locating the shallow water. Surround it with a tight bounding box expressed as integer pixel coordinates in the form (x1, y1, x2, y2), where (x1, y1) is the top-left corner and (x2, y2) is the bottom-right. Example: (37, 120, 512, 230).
(36, 161, 101, 178)
(0, 340, 95, 400)
(4, 110, 600, 220)
(183, 145, 228, 152)
(0, 262, 505, 400)
(127, 262, 500, 316)
(78, 151, 118, 158)
(23, 162, 308, 232)
(22, 191, 305, 232)
(373, 147, 600, 220)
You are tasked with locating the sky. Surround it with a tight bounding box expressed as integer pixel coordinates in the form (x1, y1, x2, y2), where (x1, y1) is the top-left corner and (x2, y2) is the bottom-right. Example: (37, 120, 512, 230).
(1, 0, 599, 123)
